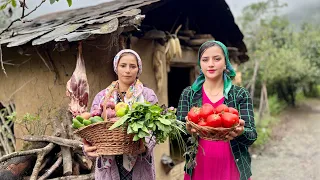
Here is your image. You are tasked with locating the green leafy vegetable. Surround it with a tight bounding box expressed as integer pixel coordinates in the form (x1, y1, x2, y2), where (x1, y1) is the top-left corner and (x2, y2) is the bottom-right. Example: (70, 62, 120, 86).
(109, 114, 130, 130)
(108, 102, 187, 151)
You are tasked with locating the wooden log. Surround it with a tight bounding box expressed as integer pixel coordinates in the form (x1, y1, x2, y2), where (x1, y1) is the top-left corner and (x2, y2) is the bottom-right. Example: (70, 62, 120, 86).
(0, 155, 36, 180)
(75, 153, 92, 171)
(30, 143, 55, 180)
(39, 154, 53, 173)
(22, 135, 82, 149)
(61, 146, 72, 176)
(72, 161, 80, 175)
(63, 111, 74, 140)
(38, 154, 63, 180)
(46, 173, 94, 180)
(0, 143, 53, 163)
(54, 110, 73, 176)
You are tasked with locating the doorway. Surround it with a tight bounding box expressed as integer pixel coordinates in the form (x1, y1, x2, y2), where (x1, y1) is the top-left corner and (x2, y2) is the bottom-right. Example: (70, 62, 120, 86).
(167, 66, 193, 162)
(168, 66, 192, 108)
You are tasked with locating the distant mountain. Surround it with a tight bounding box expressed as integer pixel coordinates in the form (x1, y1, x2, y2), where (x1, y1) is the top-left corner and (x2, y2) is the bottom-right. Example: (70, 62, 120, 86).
(284, 1, 320, 26)
(226, 0, 320, 27)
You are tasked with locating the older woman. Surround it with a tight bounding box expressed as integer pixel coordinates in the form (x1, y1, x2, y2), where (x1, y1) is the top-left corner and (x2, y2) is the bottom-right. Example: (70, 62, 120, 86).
(177, 41, 257, 180)
(83, 49, 158, 180)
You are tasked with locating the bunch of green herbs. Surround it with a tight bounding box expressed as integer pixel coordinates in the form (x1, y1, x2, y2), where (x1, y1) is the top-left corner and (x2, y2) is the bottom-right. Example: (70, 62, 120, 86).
(109, 102, 186, 150)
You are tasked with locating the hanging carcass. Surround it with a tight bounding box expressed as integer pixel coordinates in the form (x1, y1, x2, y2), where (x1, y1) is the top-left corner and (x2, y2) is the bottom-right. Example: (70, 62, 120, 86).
(66, 42, 89, 117)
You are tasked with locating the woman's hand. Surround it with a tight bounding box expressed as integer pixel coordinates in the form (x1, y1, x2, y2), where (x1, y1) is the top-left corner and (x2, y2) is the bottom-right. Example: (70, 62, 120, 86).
(186, 122, 197, 134)
(225, 119, 245, 141)
(83, 139, 98, 158)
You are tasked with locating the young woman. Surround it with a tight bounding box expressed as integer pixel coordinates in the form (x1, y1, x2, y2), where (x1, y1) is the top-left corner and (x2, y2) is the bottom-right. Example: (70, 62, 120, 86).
(83, 49, 158, 180)
(177, 41, 257, 180)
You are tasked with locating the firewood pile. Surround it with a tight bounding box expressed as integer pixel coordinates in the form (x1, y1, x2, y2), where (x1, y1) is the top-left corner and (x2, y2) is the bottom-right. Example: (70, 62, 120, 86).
(0, 110, 94, 180)
(0, 42, 94, 180)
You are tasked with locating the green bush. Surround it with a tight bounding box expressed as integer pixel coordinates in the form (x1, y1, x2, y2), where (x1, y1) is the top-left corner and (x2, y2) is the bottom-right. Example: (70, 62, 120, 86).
(295, 90, 306, 102)
(317, 85, 320, 95)
(253, 115, 278, 148)
(253, 127, 271, 148)
(268, 95, 287, 116)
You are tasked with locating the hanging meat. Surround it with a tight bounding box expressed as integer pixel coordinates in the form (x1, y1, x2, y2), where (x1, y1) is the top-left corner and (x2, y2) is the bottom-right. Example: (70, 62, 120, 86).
(66, 42, 89, 117)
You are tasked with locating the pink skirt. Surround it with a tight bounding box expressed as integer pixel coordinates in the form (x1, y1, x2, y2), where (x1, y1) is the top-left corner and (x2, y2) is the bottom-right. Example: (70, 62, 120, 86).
(184, 138, 251, 180)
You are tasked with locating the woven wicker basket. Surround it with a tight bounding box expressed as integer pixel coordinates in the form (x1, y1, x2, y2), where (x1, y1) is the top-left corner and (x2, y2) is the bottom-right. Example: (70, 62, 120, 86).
(74, 120, 145, 156)
(186, 118, 239, 141)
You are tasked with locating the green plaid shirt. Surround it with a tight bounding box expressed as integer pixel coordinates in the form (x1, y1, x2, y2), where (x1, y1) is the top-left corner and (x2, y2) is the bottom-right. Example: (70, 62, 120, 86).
(177, 85, 257, 180)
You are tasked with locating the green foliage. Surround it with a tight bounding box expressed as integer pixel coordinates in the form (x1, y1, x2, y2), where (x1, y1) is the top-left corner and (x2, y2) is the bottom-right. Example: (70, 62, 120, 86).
(50, 0, 72, 7)
(253, 113, 278, 148)
(0, 0, 16, 10)
(14, 112, 52, 136)
(239, 0, 320, 147)
(66, 0, 72, 7)
(268, 95, 287, 116)
(253, 126, 271, 148)
(1, 0, 73, 11)
(0, 0, 74, 29)
(239, 0, 320, 106)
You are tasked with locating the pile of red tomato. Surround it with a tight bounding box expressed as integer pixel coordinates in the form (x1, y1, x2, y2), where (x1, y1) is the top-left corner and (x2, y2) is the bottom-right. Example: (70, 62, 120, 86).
(187, 103, 240, 128)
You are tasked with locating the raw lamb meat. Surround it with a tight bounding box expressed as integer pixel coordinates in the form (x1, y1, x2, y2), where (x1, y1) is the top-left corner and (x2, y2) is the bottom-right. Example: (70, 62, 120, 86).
(66, 42, 89, 117)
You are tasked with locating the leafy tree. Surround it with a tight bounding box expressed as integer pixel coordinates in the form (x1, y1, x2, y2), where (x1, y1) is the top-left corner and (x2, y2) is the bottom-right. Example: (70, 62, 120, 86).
(0, 0, 73, 34)
(238, 0, 320, 107)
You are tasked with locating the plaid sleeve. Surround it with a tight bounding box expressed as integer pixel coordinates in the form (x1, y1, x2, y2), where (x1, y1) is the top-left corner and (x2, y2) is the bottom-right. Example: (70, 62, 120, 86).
(176, 87, 192, 143)
(235, 88, 257, 146)
(176, 87, 191, 122)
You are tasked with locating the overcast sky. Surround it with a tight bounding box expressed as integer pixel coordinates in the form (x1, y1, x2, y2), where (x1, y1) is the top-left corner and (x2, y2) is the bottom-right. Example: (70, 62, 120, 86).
(23, 0, 320, 25)
(25, 0, 112, 18)
(226, 0, 318, 16)
(226, 0, 320, 25)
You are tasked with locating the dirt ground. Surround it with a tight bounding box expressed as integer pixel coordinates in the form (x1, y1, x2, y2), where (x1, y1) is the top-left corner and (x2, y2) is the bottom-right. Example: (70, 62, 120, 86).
(251, 99, 320, 180)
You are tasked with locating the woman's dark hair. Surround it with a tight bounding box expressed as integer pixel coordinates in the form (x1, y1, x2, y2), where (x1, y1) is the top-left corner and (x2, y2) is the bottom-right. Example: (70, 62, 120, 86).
(198, 41, 223, 59)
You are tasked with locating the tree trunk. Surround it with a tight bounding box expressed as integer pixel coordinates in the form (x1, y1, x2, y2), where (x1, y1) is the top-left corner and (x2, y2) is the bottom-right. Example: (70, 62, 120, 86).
(276, 82, 289, 104)
(262, 82, 269, 115)
(250, 59, 260, 99)
(287, 78, 296, 107)
(258, 86, 265, 121)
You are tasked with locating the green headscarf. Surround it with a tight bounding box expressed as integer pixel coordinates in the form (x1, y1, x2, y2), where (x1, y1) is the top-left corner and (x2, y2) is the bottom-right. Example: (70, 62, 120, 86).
(191, 40, 236, 101)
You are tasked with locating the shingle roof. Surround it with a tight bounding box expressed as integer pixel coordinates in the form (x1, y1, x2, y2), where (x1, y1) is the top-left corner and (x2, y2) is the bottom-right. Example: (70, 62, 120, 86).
(0, 0, 159, 47)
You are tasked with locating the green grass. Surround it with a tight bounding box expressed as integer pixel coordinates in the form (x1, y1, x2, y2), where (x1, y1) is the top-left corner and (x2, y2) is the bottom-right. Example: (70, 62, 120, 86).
(252, 95, 284, 149)
(252, 115, 278, 149)
(252, 92, 310, 149)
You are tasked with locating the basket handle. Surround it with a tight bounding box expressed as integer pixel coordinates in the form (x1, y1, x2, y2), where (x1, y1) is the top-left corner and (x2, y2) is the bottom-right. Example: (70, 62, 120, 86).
(101, 102, 118, 123)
